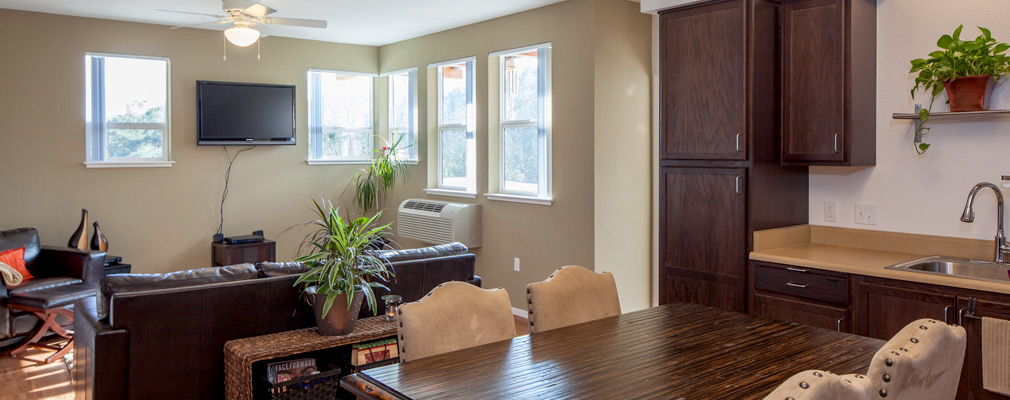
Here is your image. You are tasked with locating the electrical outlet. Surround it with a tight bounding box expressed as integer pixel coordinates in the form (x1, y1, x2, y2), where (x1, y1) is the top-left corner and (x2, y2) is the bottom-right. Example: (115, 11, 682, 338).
(855, 203, 877, 225)
(514, 258, 520, 272)
(824, 201, 837, 222)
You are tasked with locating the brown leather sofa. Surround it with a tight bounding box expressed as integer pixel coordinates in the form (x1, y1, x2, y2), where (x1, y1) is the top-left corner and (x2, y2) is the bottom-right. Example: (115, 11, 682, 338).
(0, 227, 105, 348)
(73, 242, 479, 400)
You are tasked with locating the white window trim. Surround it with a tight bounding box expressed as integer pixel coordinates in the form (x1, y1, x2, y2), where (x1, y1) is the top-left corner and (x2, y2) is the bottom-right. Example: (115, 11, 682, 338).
(484, 193, 553, 205)
(424, 188, 478, 199)
(435, 58, 477, 193)
(85, 53, 172, 167)
(307, 69, 376, 162)
(492, 44, 552, 200)
(387, 67, 418, 162)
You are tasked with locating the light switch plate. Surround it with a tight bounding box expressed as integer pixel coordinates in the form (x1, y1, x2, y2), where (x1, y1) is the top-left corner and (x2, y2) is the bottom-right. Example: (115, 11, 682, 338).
(855, 203, 877, 225)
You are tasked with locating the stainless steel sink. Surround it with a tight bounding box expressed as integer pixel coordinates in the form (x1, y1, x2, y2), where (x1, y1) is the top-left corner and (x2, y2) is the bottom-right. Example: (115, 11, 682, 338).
(885, 256, 1010, 284)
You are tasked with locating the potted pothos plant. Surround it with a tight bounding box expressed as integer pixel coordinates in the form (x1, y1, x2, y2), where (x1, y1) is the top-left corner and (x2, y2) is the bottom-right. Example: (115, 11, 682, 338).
(348, 132, 412, 215)
(909, 25, 1010, 153)
(293, 197, 393, 336)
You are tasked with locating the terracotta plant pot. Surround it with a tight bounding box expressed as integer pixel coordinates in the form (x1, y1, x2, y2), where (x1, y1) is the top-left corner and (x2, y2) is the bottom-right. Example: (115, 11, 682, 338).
(943, 75, 995, 112)
(307, 288, 364, 336)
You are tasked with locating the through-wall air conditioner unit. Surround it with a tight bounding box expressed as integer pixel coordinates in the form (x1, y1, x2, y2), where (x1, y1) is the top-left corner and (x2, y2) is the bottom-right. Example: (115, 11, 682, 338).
(397, 199, 481, 248)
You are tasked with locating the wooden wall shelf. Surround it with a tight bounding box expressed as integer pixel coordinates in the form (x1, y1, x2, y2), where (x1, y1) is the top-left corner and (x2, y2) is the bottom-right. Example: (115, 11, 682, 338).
(892, 104, 1010, 143)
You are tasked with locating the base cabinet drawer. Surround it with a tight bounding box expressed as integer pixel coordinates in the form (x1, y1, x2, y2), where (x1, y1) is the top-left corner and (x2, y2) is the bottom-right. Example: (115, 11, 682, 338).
(754, 263, 848, 306)
(754, 293, 849, 332)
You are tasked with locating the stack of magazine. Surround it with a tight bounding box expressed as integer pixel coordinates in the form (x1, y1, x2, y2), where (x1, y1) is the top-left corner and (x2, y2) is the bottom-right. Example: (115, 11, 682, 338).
(266, 358, 319, 384)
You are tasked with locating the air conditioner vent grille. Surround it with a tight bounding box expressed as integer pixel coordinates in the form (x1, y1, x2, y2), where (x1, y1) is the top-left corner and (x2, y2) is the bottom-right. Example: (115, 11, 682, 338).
(402, 200, 446, 213)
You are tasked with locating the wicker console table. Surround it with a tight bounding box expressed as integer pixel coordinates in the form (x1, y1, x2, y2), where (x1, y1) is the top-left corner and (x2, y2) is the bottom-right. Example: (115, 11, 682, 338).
(224, 317, 397, 400)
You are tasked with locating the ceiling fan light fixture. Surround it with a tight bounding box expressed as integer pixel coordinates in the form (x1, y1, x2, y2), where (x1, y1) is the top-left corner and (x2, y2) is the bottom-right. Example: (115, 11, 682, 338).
(224, 26, 260, 47)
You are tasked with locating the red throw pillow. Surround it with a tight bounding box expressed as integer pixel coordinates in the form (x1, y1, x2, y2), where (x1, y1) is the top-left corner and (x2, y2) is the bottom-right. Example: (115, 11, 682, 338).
(0, 247, 33, 286)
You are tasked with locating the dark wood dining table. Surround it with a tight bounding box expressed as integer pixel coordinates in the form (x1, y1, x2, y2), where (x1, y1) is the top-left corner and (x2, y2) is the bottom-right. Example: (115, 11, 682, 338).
(340, 302, 885, 399)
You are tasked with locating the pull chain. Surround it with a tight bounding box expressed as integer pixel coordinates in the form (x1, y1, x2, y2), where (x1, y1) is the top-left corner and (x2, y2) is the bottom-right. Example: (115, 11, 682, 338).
(222, 35, 227, 61)
(257, 39, 261, 60)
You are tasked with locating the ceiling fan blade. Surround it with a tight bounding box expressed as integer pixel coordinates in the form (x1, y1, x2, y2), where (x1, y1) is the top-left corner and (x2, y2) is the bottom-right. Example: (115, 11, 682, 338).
(252, 24, 274, 38)
(265, 17, 327, 29)
(170, 20, 229, 30)
(156, 9, 227, 19)
(242, 3, 276, 18)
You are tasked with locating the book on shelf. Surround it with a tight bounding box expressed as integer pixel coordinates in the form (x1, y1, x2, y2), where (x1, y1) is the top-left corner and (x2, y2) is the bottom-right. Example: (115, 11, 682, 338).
(266, 358, 318, 384)
(351, 338, 399, 366)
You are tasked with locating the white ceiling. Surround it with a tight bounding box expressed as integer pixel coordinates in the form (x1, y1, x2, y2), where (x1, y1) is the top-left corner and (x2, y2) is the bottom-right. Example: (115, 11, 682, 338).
(0, 0, 567, 46)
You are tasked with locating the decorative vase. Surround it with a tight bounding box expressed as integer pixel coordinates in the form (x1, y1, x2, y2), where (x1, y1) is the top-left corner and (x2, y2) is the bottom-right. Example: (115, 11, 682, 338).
(943, 75, 995, 112)
(307, 287, 364, 336)
(90, 221, 109, 252)
(68, 209, 88, 250)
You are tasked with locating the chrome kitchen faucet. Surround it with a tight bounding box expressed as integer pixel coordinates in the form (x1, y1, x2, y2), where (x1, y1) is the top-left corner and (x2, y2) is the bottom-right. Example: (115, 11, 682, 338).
(960, 181, 1010, 263)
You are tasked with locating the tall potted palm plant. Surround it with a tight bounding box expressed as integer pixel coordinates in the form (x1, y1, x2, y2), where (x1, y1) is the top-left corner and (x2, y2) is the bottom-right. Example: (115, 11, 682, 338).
(349, 133, 411, 215)
(294, 197, 393, 336)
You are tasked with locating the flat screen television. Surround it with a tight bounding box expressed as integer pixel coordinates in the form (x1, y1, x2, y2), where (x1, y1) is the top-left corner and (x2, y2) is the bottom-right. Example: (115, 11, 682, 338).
(197, 81, 296, 145)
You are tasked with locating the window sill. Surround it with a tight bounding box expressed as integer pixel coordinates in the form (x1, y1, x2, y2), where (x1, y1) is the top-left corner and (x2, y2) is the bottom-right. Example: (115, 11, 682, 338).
(85, 161, 175, 168)
(485, 193, 553, 206)
(423, 188, 477, 199)
(306, 160, 372, 165)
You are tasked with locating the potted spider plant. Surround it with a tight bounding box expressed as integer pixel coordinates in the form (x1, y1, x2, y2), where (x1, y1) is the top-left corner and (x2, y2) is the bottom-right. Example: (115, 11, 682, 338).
(294, 197, 393, 336)
(349, 133, 412, 215)
(909, 25, 1010, 153)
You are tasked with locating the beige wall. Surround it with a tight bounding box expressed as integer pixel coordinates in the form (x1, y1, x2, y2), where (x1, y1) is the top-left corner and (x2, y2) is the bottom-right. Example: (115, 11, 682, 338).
(592, 0, 653, 312)
(0, 9, 378, 273)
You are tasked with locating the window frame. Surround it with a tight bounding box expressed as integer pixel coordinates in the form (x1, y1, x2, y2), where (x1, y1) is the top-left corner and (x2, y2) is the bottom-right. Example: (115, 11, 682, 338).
(434, 57, 476, 192)
(306, 69, 377, 164)
(85, 52, 173, 168)
(493, 44, 551, 200)
(385, 67, 418, 162)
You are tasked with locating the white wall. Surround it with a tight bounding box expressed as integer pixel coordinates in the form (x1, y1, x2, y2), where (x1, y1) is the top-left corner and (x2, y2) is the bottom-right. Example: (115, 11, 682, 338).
(809, 0, 1010, 241)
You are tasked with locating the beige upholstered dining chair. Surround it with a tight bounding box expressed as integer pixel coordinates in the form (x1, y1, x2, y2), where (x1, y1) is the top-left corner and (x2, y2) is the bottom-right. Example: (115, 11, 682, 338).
(396, 281, 516, 362)
(526, 265, 621, 334)
(764, 318, 967, 400)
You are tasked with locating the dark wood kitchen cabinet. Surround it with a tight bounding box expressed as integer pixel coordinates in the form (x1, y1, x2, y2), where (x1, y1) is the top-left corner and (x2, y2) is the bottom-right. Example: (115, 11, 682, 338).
(660, 167, 747, 309)
(780, 0, 876, 165)
(956, 294, 1010, 400)
(852, 276, 956, 340)
(660, 0, 746, 161)
(658, 0, 809, 313)
(751, 262, 850, 332)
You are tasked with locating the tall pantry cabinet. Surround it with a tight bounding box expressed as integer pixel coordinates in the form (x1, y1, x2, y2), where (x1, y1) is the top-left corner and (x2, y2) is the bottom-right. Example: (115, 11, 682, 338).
(658, 0, 808, 312)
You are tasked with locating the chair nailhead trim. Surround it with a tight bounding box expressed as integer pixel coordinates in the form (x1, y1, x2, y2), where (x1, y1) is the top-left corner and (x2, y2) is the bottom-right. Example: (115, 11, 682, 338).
(910, 338, 919, 343)
(528, 299, 532, 304)
(799, 382, 809, 389)
(786, 397, 795, 400)
(527, 288, 531, 294)
(879, 389, 887, 397)
(920, 325, 928, 330)
(882, 374, 890, 382)
(885, 358, 893, 366)
(899, 348, 908, 352)
(813, 372, 823, 377)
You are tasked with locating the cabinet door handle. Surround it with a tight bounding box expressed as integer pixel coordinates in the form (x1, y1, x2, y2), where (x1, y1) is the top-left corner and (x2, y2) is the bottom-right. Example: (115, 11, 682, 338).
(786, 282, 808, 288)
(786, 267, 808, 273)
(735, 176, 742, 194)
(833, 133, 840, 153)
(736, 133, 742, 152)
(943, 305, 952, 324)
(837, 317, 845, 332)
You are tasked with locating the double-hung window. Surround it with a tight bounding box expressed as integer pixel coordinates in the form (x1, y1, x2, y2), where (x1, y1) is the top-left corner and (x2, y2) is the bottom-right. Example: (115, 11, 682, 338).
(492, 44, 551, 200)
(434, 58, 476, 193)
(85, 53, 171, 167)
(307, 70, 375, 163)
(386, 68, 417, 162)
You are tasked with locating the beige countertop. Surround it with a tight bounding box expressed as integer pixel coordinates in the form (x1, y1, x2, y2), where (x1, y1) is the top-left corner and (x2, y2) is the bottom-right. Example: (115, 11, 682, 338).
(750, 225, 1010, 295)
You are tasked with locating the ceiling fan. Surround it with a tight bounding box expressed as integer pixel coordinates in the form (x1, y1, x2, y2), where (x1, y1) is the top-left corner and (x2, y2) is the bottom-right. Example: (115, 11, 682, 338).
(159, 0, 328, 47)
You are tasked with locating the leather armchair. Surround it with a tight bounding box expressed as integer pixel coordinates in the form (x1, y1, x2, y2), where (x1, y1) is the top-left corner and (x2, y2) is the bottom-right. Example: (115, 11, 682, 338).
(0, 227, 105, 345)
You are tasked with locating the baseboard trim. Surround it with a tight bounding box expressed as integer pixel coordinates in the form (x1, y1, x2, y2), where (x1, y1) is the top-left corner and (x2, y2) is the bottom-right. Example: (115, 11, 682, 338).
(512, 307, 527, 317)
